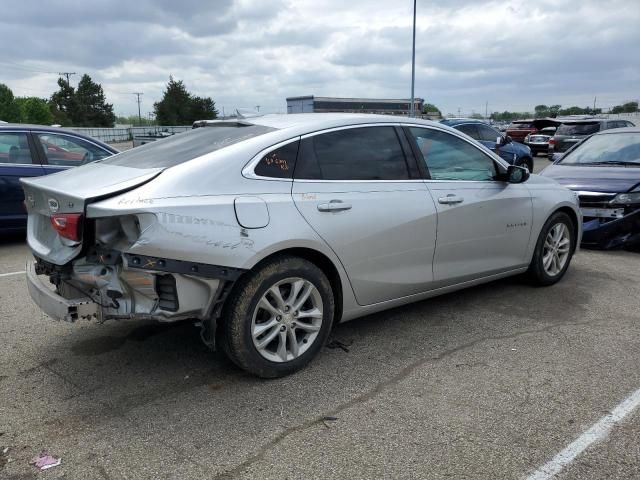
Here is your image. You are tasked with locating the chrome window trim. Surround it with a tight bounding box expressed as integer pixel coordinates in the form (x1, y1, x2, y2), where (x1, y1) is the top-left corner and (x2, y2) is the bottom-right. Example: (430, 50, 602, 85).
(0, 163, 42, 168)
(242, 122, 509, 183)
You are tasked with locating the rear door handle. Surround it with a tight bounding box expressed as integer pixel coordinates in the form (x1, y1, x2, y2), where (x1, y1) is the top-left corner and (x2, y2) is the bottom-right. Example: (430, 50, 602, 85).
(438, 194, 464, 205)
(317, 200, 352, 212)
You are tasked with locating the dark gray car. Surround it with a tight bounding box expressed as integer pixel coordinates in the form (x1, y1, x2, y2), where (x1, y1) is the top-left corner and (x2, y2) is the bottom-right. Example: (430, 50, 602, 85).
(549, 118, 635, 157)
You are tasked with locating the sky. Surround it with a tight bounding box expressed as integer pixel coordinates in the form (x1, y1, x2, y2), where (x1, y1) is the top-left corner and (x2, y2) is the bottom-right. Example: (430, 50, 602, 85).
(1, 0, 638, 118)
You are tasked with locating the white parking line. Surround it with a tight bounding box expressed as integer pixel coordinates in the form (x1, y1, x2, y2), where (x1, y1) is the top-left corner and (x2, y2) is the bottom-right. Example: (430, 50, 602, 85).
(526, 387, 640, 480)
(0, 270, 26, 278)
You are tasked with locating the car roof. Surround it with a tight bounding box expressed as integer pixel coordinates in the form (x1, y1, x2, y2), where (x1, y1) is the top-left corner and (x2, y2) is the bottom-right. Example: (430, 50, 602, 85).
(440, 118, 489, 127)
(595, 126, 640, 135)
(0, 124, 118, 151)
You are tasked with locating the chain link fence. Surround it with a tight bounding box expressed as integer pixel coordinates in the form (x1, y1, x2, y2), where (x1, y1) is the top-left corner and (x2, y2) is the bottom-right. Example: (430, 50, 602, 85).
(69, 126, 192, 143)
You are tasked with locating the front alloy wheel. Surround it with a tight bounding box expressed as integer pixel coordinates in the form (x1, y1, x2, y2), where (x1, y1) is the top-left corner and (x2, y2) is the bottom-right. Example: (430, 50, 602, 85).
(527, 211, 575, 286)
(542, 223, 571, 276)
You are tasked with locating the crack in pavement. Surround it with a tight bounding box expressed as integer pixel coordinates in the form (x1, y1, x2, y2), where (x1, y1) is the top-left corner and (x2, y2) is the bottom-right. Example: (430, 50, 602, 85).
(213, 318, 599, 479)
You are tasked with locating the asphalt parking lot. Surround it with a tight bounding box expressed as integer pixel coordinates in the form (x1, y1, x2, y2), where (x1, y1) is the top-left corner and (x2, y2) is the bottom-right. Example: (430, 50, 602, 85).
(1, 157, 639, 479)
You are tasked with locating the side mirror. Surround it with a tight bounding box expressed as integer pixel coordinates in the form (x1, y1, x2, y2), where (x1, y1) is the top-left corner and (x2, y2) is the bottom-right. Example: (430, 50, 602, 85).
(506, 165, 530, 183)
(504, 135, 513, 144)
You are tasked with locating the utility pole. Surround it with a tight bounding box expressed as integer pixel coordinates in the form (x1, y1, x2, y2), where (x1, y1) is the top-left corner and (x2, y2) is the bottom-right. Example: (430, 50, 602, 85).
(485, 101, 488, 120)
(58, 72, 76, 85)
(410, 0, 417, 117)
(132, 92, 143, 126)
(593, 96, 597, 113)
(255, 105, 260, 112)
(457, 107, 461, 117)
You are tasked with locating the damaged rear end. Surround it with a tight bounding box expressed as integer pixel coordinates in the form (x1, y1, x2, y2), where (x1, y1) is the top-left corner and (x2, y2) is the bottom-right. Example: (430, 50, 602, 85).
(21, 125, 275, 326)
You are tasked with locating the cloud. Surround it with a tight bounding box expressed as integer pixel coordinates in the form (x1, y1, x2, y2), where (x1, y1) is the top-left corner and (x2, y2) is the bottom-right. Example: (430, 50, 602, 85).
(0, 0, 638, 117)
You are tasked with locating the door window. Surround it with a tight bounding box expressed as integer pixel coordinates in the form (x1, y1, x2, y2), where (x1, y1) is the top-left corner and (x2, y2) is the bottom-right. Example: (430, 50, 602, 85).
(456, 124, 479, 140)
(409, 127, 497, 181)
(36, 133, 111, 166)
(0, 132, 34, 164)
(295, 126, 410, 180)
(476, 124, 500, 142)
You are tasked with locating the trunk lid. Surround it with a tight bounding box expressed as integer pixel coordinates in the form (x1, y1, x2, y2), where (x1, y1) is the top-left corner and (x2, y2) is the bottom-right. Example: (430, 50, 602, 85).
(21, 162, 162, 265)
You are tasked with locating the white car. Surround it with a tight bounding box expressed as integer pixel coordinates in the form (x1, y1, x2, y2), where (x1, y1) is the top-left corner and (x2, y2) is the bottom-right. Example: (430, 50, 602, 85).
(22, 113, 581, 377)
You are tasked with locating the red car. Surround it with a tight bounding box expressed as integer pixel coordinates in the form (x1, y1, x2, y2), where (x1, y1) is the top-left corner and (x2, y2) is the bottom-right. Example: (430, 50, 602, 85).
(506, 119, 560, 143)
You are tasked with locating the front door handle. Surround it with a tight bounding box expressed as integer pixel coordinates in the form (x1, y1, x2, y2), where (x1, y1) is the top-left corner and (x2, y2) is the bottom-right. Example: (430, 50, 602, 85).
(438, 194, 464, 205)
(317, 200, 352, 212)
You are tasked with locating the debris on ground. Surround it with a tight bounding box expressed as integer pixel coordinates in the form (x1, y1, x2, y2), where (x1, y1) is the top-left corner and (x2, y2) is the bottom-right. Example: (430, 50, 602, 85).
(326, 339, 353, 352)
(322, 416, 339, 428)
(30, 452, 62, 470)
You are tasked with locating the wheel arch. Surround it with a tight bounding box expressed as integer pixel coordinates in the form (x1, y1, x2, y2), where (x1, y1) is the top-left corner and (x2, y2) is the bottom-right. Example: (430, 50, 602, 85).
(234, 246, 345, 324)
(552, 206, 580, 252)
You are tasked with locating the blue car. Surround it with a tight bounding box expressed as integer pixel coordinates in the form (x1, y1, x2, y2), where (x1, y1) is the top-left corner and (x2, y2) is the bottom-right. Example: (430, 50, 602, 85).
(440, 118, 534, 172)
(540, 127, 640, 249)
(0, 125, 118, 235)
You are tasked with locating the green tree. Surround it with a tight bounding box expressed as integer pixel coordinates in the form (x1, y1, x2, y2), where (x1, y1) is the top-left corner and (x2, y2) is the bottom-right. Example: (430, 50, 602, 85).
(534, 104, 549, 118)
(15, 97, 54, 124)
(154, 76, 218, 125)
(116, 115, 156, 126)
(74, 74, 115, 127)
(49, 77, 77, 126)
(0, 83, 21, 122)
(611, 101, 638, 114)
(190, 96, 218, 121)
(422, 102, 441, 116)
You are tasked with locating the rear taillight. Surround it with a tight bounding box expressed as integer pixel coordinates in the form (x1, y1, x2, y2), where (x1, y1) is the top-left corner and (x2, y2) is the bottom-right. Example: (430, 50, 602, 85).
(50, 213, 83, 241)
(549, 137, 556, 146)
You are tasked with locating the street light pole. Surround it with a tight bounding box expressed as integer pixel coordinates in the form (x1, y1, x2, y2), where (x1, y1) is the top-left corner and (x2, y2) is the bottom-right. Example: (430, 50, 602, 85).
(410, 0, 417, 117)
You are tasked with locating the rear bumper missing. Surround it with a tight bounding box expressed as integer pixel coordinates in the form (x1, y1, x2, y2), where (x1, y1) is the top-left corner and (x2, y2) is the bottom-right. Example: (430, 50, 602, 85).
(26, 262, 99, 322)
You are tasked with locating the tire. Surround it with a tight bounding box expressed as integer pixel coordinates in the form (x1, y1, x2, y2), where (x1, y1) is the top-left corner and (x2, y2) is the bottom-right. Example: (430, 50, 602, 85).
(524, 157, 534, 173)
(526, 212, 575, 286)
(220, 255, 335, 378)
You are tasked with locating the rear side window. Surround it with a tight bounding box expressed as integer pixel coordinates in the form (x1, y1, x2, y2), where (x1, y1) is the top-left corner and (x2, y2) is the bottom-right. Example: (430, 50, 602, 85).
(101, 124, 276, 169)
(476, 124, 500, 142)
(295, 126, 410, 180)
(509, 123, 534, 129)
(556, 123, 600, 136)
(0, 132, 33, 164)
(254, 140, 299, 178)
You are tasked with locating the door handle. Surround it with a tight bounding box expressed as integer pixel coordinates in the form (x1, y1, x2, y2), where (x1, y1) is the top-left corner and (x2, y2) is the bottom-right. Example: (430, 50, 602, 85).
(438, 194, 464, 205)
(317, 200, 352, 212)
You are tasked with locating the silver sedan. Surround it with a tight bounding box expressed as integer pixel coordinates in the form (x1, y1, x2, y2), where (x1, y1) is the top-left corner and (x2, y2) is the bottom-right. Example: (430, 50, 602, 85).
(22, 113, 581, 377)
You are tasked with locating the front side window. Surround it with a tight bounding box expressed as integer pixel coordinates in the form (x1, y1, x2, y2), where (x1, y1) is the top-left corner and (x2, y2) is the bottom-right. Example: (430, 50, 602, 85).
(477, 124, 500, 142)
(409, 127, 497, 181)
(37, 133, 111, 166)
(295, 126, 410, 180)
(0, 132, 33, 164)
(456, 124, 479, 140)
(254, 140, 299, 178)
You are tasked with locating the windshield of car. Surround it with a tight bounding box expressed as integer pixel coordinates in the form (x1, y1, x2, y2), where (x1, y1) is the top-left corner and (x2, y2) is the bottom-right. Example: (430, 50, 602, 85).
(100, 124, 276, 168)
(559, 133, 640, 166)
(508, 123, 534, 129)
(556, 122, 600, 136)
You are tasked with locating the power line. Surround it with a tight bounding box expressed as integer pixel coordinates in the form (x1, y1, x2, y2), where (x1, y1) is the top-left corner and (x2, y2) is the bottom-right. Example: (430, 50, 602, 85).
(132, 92, 144, 126)
(58, 72, 77, 85)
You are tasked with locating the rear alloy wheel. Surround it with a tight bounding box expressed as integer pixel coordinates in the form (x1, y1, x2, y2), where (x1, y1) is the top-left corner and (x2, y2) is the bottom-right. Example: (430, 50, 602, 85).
(527, 212, 575, 286)
(221, 256, 334, 378)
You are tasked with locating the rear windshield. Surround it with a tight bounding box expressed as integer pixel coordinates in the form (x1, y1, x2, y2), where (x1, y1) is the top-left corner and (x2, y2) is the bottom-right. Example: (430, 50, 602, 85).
(556, 122, 600, 136)
(509, 123, 534, 129)
(100, 124, 276, 168)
